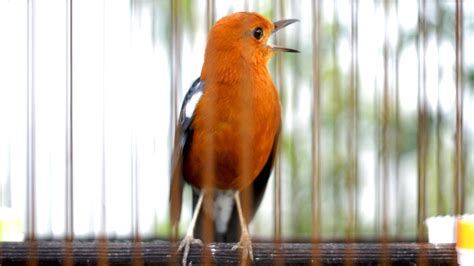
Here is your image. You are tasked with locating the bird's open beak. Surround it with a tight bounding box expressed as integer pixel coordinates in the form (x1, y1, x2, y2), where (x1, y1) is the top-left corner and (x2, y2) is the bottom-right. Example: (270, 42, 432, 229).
(270, 19, 299, 53)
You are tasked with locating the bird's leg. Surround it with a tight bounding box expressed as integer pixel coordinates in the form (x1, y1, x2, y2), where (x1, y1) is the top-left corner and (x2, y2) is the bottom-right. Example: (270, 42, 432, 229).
(231, 191, 254, 262)
(178, 191, 204, 265)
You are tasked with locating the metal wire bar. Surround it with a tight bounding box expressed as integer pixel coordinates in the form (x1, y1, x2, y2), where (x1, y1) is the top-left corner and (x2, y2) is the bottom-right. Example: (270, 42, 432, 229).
(394, 0, 404, 238)
(331, 0, 342, 238)
(244, 0, 250, 12)
(434, 0, 446, 216)
(289, 1, 300, 236)
(98, 1, 108, 265)
(382, 0, 390, 242)
(170, 0, 181, 139)
(381, 0, 391, 264)
(131, 136, 142, 266)
(64, 1, 74, 265)
(26, 0, 37, 264)
(168, 0, 181, 246)
(347, 0, 359, 241)
(201, 2, 215, 265)
(206, 0, 215, 31)
(454, 0, 464, 216)
(417, 0, 428, 244)
(344, 0, 359, 263)
(65, 0, 74, 244)
(273, 0, 284, 243)
(311, 0, 322, 246)
(128, 2, 142, 264)
(416, 0, 429, 265)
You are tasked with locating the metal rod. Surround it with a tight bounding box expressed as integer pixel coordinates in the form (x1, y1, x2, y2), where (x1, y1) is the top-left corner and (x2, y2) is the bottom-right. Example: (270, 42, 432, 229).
(131, 135, 142, 266)
(206, 0, 215, 31)
(26, 0, 36, 242)
(170, 0, 181, 137)
(416, 0, 428, 244)
(347, 0, 359, 241)
(64, 0, 74, 265)
(331, 0, 341, 238)
(98, 1, 108, 265)
(454, 0, 464, 216)
(435, 0, 446, 216)
(65, 0, 74, 242)
(394, 0, 405, 238)
(382, 0, 391, 264)
(202, 2, 215, 265)
(382, 0, 390, 241)
(311, 0, 322, 262)
(26, 1, 37, 264)
(168, 0, 180, 245)
(273, 0, 286, 244)
(244, 0, 250, 12)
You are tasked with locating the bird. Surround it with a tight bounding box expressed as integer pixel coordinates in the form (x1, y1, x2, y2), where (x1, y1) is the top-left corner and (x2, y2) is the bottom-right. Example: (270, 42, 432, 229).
(169, 12, 298, 265)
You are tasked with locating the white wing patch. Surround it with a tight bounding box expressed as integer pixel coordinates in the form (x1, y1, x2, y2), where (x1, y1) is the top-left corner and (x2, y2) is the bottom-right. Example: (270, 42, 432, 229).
(185, 91, 203, 118)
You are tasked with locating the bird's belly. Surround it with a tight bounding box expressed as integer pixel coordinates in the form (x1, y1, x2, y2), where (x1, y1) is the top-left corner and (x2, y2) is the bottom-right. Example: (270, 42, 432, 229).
(184, 106, 279, 190)
(201, 190, 234, 234)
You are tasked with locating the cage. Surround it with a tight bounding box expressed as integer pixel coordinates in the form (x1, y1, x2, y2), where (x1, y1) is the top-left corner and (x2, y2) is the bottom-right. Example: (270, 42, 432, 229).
(0, 0, 473, 264)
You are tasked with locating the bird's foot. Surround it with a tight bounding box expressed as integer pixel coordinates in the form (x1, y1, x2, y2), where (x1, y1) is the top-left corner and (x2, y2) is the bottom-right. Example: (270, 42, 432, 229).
(231, 232, 254, 263)
(178, 235, 203, 265)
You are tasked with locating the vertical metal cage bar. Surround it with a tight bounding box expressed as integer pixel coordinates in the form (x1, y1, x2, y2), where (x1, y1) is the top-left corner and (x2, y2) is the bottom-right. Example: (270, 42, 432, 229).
(64, 0, 74, 265)
(394, 0, 404, 237)
(65, 0, 74, 242)
(373, 0, 381, 237)
(331, 0, 341, 238)
(169, 0, 181, 246)
(273, 0, 284, 243)
(244, 0, 250, 12)
(26, 0, 37, 263)
(435, 0, 445, 216)
(201, 1, 215, 264)
(170, 0, 181, 135)
(26, 0, 36, 241)
(417, 0, 428, 244)
(206, 0, 215, 31)
(98, 1, 108, 265)
(311, 0, 322, 255)
(131, 136, 142, 266)
(382, 0, 390, 241)
(129, 2, 142, 265)
(289, 0, 300, 239)
(454, 0, 464, 216)
(346, 0, 358, 242)
(381, 0, 391, 264)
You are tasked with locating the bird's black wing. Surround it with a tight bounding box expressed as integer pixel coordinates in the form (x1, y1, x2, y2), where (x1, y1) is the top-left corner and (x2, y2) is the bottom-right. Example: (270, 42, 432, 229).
(169, 78, 205, 229)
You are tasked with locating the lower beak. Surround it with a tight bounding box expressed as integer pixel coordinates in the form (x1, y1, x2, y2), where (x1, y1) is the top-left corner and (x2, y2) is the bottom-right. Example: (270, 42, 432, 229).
(271, 19, 299, 53)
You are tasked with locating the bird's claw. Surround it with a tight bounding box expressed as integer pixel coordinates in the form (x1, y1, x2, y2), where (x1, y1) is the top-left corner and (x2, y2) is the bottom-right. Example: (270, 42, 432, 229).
(231, 234, 254, 263)
(178, 235, 203, 265)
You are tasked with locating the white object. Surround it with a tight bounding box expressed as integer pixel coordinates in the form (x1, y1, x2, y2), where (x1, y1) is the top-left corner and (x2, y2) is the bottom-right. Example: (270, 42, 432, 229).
(425, 215, 456, 244)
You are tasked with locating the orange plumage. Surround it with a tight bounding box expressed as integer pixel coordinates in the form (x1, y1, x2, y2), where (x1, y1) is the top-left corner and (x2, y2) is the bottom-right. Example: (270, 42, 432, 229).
(184, 13, 281, 190)
(169, 12, 297, 264)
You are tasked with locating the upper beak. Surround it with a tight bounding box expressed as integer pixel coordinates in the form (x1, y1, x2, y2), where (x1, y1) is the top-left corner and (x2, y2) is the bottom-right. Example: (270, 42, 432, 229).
(270, 19, 299, 53)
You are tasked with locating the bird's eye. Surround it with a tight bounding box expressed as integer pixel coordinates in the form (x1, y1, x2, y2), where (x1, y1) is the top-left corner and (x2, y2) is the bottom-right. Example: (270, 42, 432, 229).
(253, 27, 264, 40)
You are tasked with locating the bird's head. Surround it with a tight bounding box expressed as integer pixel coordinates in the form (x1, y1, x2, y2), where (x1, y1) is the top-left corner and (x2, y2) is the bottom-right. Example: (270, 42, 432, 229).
(203, 12, 298, 72)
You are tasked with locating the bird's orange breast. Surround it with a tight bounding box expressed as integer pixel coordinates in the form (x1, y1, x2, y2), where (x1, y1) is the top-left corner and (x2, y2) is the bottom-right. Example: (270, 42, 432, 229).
(183, 75, 280, 191)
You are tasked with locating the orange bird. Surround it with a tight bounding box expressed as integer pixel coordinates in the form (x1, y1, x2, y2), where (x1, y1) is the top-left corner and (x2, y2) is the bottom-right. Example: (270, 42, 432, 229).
(170, 12, 298, 264)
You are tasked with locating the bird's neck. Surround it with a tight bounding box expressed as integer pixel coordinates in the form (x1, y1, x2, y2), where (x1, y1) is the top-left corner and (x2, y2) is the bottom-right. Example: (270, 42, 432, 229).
(201, 49, 270, 84)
